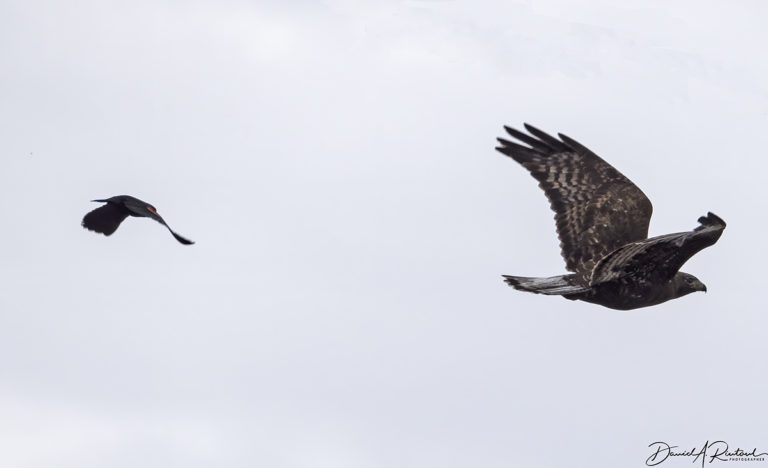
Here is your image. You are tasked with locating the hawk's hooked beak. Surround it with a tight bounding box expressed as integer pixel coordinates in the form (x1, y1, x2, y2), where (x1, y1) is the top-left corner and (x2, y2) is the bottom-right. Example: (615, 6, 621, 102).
(690, 277, 707, 293)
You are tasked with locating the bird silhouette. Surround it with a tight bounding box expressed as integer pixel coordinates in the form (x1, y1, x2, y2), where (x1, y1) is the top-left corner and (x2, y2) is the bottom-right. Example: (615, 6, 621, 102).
(82, 195, 194, 245)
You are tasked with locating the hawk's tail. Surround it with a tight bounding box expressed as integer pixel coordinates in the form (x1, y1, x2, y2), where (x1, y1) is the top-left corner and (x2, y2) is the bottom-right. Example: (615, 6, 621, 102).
(502, 274, 590, 295)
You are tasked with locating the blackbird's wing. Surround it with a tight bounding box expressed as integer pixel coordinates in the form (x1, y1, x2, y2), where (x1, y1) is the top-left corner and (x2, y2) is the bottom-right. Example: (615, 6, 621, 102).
(82, 203, 129, 236)
(166, 227, 195, 245)
(147, 212, 195, 245)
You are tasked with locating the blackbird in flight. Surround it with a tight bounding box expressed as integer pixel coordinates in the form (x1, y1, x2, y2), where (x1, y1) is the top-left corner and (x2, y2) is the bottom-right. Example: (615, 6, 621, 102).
(82, 195, 194, 245)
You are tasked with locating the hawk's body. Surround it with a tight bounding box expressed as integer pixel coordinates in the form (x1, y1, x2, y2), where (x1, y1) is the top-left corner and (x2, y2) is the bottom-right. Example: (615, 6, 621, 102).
(496, 124, 725, 310)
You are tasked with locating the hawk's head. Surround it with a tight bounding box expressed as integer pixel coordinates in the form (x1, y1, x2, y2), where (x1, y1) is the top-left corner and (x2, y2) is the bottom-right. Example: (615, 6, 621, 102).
(673, 272, 707, 297)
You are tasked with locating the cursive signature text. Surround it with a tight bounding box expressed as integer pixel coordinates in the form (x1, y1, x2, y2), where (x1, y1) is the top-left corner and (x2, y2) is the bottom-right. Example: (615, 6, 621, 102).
(646, 440, 768, 467)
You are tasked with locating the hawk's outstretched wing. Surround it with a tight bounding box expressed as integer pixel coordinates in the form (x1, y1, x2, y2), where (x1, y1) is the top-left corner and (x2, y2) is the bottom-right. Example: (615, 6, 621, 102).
(496, 124, 653, 276)
(590, 212, 726, 285)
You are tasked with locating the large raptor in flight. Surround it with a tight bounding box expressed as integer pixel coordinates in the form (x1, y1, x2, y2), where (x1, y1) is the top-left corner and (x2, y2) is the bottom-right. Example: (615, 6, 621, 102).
(496, 124, 725, 310)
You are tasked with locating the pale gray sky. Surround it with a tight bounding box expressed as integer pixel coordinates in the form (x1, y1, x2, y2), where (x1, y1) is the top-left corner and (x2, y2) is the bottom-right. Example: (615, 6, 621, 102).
(1, 1, 765, 467)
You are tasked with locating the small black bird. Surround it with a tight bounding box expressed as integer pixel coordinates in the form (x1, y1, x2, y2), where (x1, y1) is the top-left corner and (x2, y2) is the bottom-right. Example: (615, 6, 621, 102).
(82, 195, 194, 245)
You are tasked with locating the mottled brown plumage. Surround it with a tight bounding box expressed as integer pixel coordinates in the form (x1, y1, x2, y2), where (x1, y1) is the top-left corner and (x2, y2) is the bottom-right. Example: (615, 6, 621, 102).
(496, 124, 725, 310)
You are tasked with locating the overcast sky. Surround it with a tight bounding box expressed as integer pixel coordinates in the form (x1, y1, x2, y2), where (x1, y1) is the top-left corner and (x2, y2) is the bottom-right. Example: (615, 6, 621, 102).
(1, 1, 766, 467)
